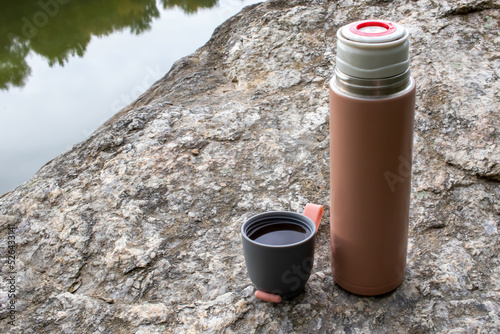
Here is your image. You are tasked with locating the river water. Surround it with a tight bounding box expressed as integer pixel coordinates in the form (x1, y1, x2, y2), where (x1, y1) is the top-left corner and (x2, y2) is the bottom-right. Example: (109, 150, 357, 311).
(0, 0, 261, 195)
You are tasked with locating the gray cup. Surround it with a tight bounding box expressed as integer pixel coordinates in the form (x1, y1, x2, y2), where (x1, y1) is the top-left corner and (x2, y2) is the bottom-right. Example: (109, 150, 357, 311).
(241, 204, 323, 302)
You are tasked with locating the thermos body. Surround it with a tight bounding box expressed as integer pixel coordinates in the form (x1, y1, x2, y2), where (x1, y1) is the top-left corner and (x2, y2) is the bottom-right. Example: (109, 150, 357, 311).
(329, 80, 415, 295)
(329, 20, 416, 295)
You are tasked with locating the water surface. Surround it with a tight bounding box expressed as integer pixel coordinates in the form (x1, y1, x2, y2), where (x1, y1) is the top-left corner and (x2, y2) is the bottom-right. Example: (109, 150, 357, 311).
(0, 0, 261, 195)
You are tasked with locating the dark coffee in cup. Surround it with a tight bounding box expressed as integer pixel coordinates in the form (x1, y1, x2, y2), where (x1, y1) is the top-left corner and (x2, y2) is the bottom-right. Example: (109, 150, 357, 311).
(247, 220, 311, 245)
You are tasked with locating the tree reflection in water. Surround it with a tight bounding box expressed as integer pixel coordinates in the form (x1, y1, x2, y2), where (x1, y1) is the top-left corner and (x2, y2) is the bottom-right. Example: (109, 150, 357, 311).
(162, 0, 218, 14)
(0, 0, 219, 90)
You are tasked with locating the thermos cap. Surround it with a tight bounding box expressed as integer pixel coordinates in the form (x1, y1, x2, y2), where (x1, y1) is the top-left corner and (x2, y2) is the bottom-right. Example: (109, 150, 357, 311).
(336, 20, 410, 79)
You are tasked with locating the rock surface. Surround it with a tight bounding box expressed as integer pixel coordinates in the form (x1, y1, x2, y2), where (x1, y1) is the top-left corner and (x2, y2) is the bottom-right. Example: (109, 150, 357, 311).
(1, 0, 499, 332)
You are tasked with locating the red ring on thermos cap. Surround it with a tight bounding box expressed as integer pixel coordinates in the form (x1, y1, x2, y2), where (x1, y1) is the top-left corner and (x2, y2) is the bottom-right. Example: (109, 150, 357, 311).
(349, 21, 397, 37)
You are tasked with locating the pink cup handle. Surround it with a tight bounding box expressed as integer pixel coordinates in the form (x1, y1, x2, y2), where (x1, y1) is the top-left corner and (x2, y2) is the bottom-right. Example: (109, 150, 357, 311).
(254, 203, 323, 303)
(302, 203, 323, 233)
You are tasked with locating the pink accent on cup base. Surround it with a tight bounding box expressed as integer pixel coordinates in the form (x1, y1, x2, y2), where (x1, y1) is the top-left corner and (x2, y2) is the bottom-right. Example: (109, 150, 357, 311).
(254, 290, 282, 303)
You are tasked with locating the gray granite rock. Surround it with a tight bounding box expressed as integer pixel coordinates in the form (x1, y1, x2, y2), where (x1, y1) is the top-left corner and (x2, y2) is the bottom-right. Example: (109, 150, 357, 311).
(0, 0, 499, 332)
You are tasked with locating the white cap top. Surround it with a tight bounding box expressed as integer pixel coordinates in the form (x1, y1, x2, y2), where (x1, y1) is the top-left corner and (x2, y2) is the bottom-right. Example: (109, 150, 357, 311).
(336, 20, 410, 79)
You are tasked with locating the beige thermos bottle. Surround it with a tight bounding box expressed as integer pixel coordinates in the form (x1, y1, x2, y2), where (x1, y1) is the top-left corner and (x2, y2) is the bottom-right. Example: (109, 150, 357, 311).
(329, 20, 416, 295)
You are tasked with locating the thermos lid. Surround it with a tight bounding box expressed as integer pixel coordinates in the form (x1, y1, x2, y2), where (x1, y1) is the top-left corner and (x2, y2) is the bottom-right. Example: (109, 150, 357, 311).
(336, 20, 410, 79)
